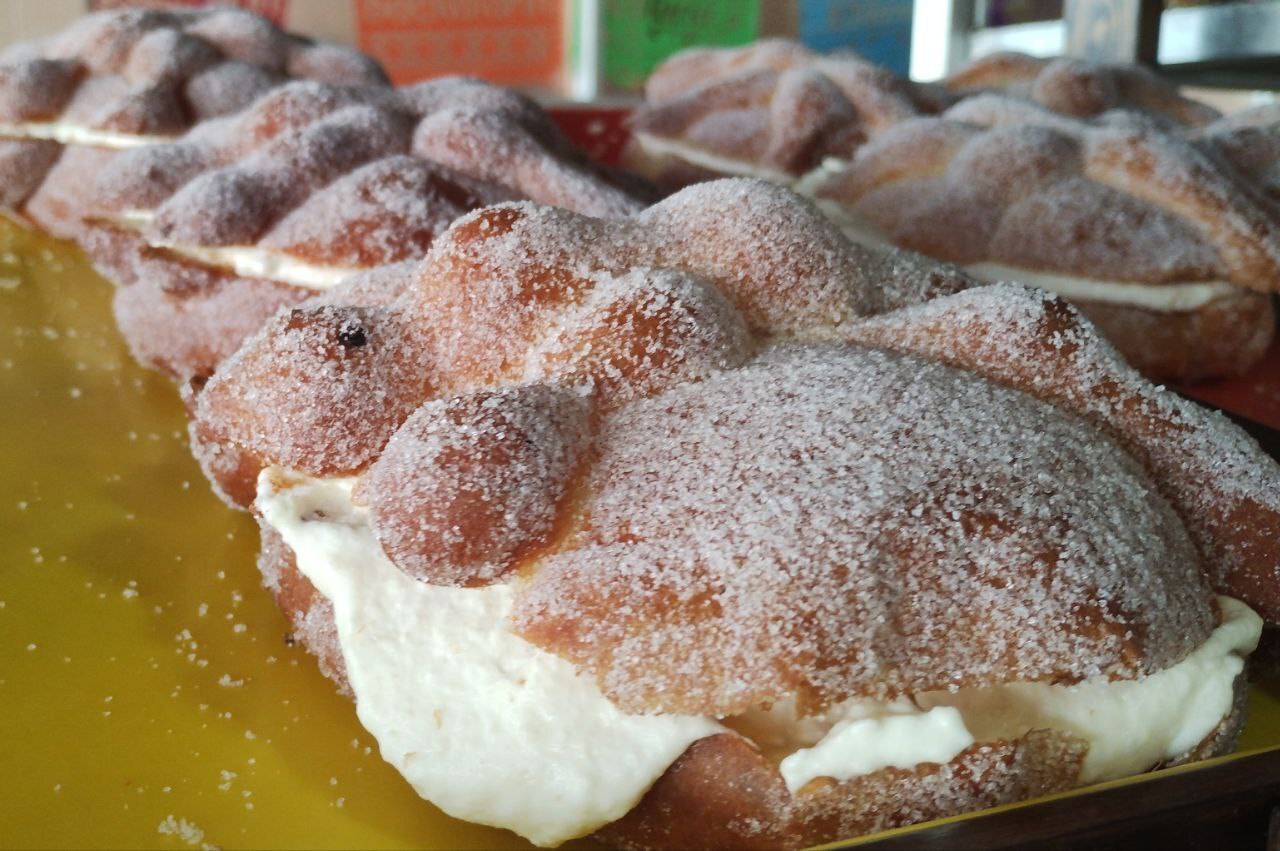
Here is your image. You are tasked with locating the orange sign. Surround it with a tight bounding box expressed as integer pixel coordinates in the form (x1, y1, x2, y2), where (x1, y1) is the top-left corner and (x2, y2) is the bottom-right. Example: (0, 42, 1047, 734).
(355, 0, 564, 88)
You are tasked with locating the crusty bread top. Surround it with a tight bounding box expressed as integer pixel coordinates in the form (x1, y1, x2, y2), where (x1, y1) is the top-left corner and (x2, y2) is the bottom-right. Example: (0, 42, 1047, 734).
(0, 8, 386, 136)
(193, 179, 1280, 717)
(945, 52, 1220, 127)
(196, 179, 970, 477)
(808, 95, 1280, 289)
(83, 77, 652, 272)
(630, 39, 951, 179)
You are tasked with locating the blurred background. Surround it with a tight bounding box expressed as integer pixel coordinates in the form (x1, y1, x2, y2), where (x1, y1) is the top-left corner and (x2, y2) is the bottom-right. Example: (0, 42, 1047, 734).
(3, 1, 1276, 109)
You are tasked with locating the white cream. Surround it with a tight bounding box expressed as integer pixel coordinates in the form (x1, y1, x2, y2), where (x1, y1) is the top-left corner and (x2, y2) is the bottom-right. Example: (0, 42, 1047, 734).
(155, 242, 356, 290)
(258, 469, 1258, 841)
(790, 166, 1242, 313)
(632, 130, 797, 185)
(918, 597, 1261, 784)
(0, 121, 169, 150)
(257, 471, 723, 847)
(778, 701, 974, 791)
(109, 210, 355, 290)
(966, 262, 1240, 312)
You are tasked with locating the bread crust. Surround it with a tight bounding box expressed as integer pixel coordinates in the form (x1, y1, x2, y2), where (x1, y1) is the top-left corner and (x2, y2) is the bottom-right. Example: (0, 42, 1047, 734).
(257, 526, 1247, 850)
(1070, 292, 1275, 383)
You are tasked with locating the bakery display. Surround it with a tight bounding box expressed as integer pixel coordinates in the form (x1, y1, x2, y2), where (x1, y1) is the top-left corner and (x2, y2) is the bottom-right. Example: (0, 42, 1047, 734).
(625, 41, 1277, 383)
(799, 95, 1280, 381)
(624, 39, 951, 190)
(944, 52, 1221, 127)
(187, 179, 1277, 848)
(8, 6, 1280, 844)
(0, 7, 387, 239)
(79, 77, 654, 382)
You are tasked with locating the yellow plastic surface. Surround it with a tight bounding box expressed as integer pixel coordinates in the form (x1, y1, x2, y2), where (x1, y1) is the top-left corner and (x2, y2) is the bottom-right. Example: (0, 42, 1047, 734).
(0, 218, 537, 850)
(2, 215, 1278, 850)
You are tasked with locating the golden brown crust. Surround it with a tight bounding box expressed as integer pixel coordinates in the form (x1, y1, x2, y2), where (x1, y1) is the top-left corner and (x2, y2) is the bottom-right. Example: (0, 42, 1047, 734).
(1070, 292, 1275, 383)
(0, 7, 387, 236)
(845, 286, 1280, 620)
(626, 40, 945, 188)
(812, 105, 1280, 293)
(256, 522, 349, 692)
(944, 53, 1219, 126)
(601, 729, 1089, 851)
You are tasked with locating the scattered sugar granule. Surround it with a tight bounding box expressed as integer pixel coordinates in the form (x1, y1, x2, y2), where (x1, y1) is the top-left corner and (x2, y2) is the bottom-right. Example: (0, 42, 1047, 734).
(157, 815, 205, 847)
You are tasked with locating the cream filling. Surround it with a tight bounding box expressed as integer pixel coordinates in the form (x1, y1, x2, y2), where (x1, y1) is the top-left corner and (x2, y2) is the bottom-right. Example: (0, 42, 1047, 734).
(918, 596, 1260, 785)
(791, 164, 1242, 312)
(257, 469, 1259, 842)
(153, 242, 356, 290)
(774, 701, 974, 791)
(257, 471, 724, 847)
(112, 210, 355, 291)
(0, 121, 169, 150)
(632, 130, 796, 185)
(964, 263, 1241, 312)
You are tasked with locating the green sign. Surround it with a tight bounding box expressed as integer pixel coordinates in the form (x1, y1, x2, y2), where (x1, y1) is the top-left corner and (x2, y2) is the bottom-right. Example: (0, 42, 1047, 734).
(603, 0, 761, 91)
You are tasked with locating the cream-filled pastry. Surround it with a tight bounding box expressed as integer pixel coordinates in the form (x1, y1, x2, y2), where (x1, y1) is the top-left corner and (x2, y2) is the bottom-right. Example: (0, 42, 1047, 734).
(256, 467, 1258, 847)
(623, 39, 950, 191)
(0, 7, 387, 238)
(78, 76, 654, 383)
(800, 95, 1280, 381)
(183, 180, 1280, 848)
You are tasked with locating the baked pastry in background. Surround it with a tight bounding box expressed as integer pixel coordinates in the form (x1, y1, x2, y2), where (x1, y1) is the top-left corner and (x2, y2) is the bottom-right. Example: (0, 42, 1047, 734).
(623, 39, 951, 190)
(799, 95, 1279, 381)
(78, 77, 655, 383)
(0, 7, 387, 239)
(944, 51, 1221, 127)
(185, 179, 1276, 849)
(1191, 102, 1280, 207)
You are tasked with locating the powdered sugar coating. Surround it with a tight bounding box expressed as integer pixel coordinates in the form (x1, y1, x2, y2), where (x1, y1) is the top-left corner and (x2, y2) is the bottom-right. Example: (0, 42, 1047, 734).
(627, 40, 949, 186)
(87, 77, 651, 273)
(198, 176, 1279, 696)
(1192, 105, 1280, 211)
(197, 304, 425, 476)
(198, 179, 968, 494)
(808, 95, 1280, 290)
(0, 8, 385, 130)
(112, 261, 303, 379)
(0, 8, 387, 237)
(83, 74, 654, 385)
(945, 52, 1219, 127)
(845, 284, 1280, 619)
(260, 156, 520, 268)
(513, 344, 1214, 716)
(363, 384, 592, 586)
(195, 174, 1280, 846)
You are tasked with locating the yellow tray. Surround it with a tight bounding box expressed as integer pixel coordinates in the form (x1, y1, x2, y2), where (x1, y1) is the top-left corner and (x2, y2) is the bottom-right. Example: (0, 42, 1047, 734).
(2, 216, 1277, 850)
